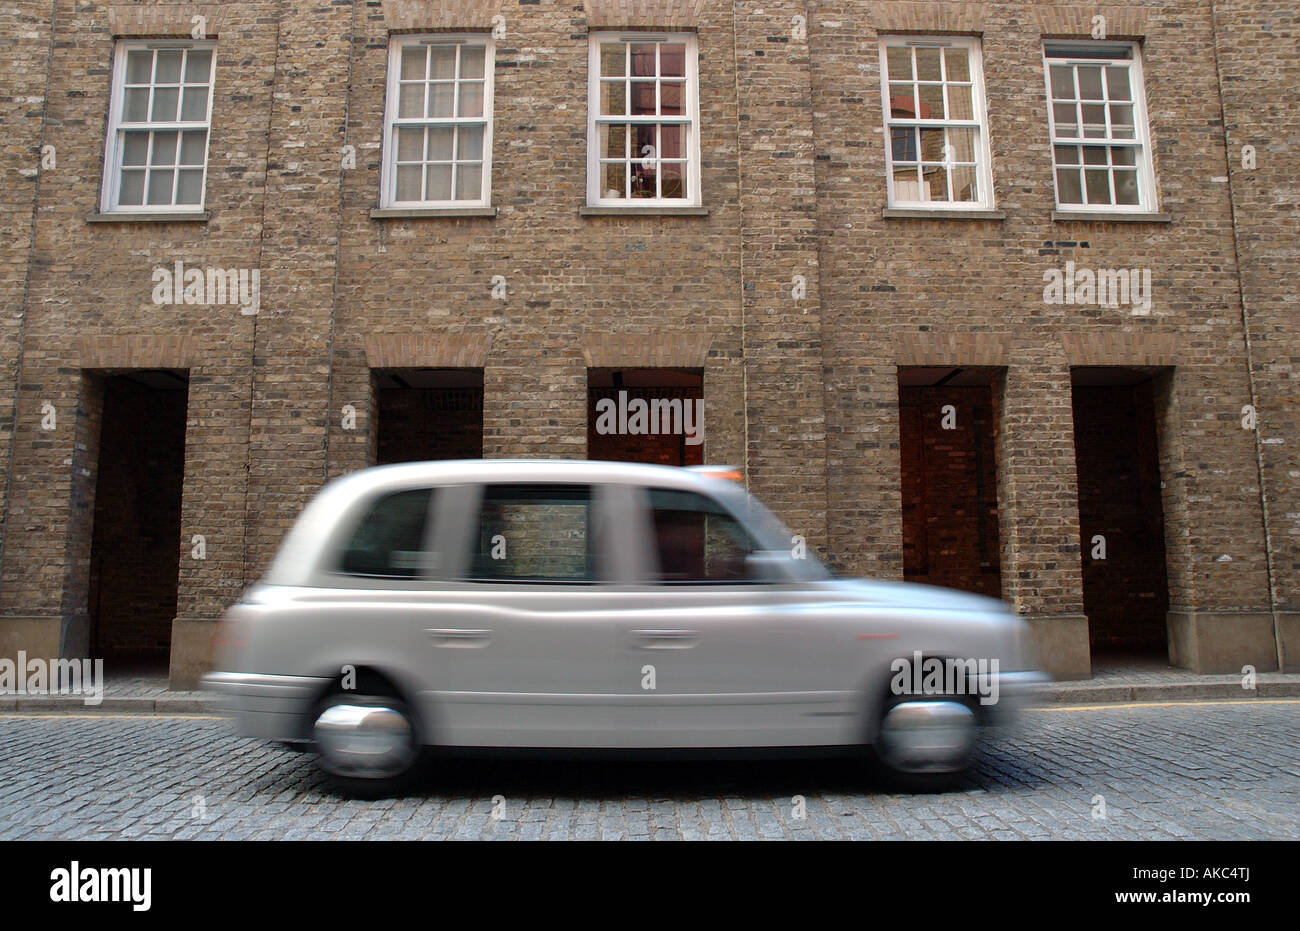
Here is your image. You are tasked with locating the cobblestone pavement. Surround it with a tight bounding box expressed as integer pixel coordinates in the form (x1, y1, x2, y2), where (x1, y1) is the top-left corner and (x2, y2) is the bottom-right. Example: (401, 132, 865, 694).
(1, 700, 1296, 840)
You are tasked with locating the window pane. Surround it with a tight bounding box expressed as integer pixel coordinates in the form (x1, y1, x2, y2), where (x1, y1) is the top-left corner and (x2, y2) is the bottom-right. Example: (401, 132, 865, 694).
(630, 79, 656, 115)
(600, 43, 625, 77)
(338, 488, 434, 578)
(947, 127, 976, 162)
(184, 49, 212, 83)
(458, 81, 484, 118)
(457, 125, 483, 160)
(1050, 64, 1075, 100)
(1078, 65, 1104, 100)
(155, 49, 183, 83)
(661, 44, 685, 78)
(151, 87, 179, 121)
(397, 127, 425, 161)
(923, 165, 948, 201)
(630, 43, 656, 77)
(179, 130, 207, 164)
(126, 50, 153, 84)
(124, 87, 150, 122)
(1053, 102, 1078, 136)
(176, 168, 203, 204)
(460, 45, 485, 79)
(428, 45, 457, 80)
(119, 169, 145, 205)
(1056, 167, 1083, 203)
(469, 485, 595, 583)
(631, 160, 656, 198)
(395, 164, 422, 200)
(1082, 145, 1108, 165)
(886, 46, 912, 81)
(1110, 103, 1135, 138)
(659, 123, 683, 159)
(889, 83, 918, 117)
(647, 489, 759, 583)
(951, 164, 978, 201)
(661, 81, 683, 116)
(893, 164, 922, 199)
(919, 83, 944, 120)
(426, 163, 453, 200)
(455, 163, 482, 200)
(1081, 103, 1107, 137)
(945, 47, 970, 82)
(601, 123, 627, 159)
(918, 125, 945, 161)
(122, 132, 149, 166)
(151, 131, 178, 165)
(660, 161, 686, 199)
(1054, 144, 1080, 165)
(916, 47, 942, 82)
(400, 45, 426, 80)
(601, 79, 626, 115)
(429, 125, 456, 161)
(398, 83, 424, 119)
(891, 127, 918, 163)
(1085, 168, 1112, 203)
(1112, 146, 1137, 167)
(1106, 65, 1132, 101)
(602, 162, 627, 198)
(1114, 170, 1139, 205)
(947, 83, 973, 121)
(427, 83, 454, 118)
(181, 86, 208, 121)
(147, 169, 175, 205)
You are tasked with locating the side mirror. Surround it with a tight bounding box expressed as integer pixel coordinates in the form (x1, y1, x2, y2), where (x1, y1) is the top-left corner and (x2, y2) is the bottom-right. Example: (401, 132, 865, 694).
(745, 551, 800, 583)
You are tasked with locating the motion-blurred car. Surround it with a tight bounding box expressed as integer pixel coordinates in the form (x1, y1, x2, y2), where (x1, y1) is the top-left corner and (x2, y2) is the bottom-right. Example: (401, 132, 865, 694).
(203, 459, 1046, 795)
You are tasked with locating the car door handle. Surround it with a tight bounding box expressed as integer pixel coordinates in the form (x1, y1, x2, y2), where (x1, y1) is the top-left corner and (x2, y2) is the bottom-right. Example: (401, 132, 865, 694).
(630, 629, 700, 649)
(425, 628, 493, 648)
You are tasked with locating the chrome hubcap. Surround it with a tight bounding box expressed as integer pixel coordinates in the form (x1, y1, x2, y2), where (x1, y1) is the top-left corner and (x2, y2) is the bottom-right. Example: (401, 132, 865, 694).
(879, 700, 976, 773)
(313, 700, 415, 780)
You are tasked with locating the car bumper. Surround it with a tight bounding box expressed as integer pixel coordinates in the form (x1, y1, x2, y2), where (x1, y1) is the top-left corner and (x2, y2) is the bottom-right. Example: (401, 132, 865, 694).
(201, 671, 329, 741)
(979, 670, 1051, 724)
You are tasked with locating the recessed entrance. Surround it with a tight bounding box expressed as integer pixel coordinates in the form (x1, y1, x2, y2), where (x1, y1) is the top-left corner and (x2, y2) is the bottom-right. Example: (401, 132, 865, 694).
(588, 368, 704, 466)
(897, 367, 1002, 598)
(1071, 367, 1171, 656)
(88, 370, 189, 667)
(372, 368, 484, 464)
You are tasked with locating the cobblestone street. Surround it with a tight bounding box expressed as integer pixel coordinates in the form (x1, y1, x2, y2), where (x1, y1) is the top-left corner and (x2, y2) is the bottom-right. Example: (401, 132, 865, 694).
(1, 699, 1296, 840)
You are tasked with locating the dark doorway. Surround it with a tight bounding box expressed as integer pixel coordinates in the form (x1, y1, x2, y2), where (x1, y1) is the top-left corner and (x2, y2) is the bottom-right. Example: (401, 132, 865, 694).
(898, 367, 1002, 598)
(1071, 368, 1170, 655)
(588, 368, 704, 466)
(88, 370, 189, 667)
(373, 368, 484, 465)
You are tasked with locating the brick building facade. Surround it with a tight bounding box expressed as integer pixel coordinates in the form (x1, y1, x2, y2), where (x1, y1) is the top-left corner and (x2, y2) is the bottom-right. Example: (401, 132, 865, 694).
(0, 0, 1293, 686)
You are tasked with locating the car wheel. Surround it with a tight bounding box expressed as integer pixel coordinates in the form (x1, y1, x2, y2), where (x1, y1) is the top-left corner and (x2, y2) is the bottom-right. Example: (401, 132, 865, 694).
(868, 691, 979, 793)
(310, 692, 422, 798)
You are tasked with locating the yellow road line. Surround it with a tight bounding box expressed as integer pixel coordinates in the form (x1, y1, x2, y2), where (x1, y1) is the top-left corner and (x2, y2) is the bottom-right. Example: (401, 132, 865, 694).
(1028, 698, 1300, 712)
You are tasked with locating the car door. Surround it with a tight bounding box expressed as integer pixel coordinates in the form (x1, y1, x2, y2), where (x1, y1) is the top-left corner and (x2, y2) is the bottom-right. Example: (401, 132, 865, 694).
(610, 485, 860, 747)
(410, 481, 627, 748)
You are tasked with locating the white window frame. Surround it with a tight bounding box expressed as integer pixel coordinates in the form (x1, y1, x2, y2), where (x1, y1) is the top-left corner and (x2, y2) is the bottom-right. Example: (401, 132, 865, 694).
(380, 33, 496, 208)
(878, 35, 995, 211)
(1043, 41, 1158, 213)
(586, 31, 702, 207)
(100, 38, 216, 214)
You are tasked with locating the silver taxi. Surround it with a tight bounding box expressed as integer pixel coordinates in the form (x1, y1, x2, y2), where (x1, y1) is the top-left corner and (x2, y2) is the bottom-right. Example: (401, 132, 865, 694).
(203, 459, 1045, 795)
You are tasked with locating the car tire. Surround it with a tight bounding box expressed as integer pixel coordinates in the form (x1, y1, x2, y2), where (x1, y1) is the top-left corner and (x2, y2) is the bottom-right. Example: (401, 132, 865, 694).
(867, 689, 980, 793)
(310, 691, 423, 798)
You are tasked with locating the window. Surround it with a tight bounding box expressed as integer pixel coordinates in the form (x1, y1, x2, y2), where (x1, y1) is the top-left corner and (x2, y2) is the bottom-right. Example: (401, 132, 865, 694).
(337, 488, 436, 579)
(1044, 42, 1155, 211)
(382, 35, 494, 207)
(588, 33, 700, 206)
(646, 489, 762, 584)
(467, 485, 598, 583)
(879, 37, 993, 209)
(101, 41, 215, 212)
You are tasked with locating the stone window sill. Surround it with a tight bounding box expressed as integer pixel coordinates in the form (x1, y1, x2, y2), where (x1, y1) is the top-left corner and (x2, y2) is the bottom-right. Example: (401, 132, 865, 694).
(882, 207, 1006, 220)
(87, 211, 210, 223)
(1052, 210, 1171, 223)
(579, 206, 710, 216)
(370, 207, 498, 219)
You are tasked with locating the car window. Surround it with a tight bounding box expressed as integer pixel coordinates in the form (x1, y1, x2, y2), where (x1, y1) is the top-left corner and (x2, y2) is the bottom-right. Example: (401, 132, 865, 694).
(466, 484, 598, 583)
(336, 487, 435, 578)
(646, 488, 763, 583)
